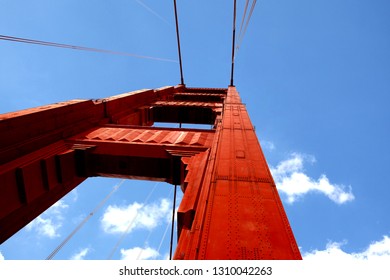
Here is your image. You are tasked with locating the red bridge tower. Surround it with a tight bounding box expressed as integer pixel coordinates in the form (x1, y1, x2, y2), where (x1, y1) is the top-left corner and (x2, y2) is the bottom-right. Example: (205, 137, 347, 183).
(0, 85, 301, 259)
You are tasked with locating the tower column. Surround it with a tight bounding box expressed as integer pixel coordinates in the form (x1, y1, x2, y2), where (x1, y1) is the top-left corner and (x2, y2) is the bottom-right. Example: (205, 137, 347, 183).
(175, 86, 301, 259)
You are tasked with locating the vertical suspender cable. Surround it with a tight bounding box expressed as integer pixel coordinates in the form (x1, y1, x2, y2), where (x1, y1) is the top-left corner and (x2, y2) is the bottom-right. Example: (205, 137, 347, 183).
(230, 0, 237, 86)
(169, 184, 178, 260)
(173, 0, 185, 85)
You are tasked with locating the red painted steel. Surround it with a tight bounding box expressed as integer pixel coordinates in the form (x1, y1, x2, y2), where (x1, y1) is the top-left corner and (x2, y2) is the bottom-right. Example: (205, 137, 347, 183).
(175, 87, 301, 259)
(0, 85, 301, 259)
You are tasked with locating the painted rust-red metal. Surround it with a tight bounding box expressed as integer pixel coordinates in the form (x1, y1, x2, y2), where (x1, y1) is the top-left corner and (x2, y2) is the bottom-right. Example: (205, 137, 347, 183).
(0, 85, 301, 259)
(175, 87, 301, 259)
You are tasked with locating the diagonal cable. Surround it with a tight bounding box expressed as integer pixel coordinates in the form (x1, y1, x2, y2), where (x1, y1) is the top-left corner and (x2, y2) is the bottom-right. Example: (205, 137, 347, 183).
(237, 0, 250, 49)
(236, 0, 257, 51)
(107, 182, 159, 260)
(0, 34, 178, 63)
(46, 179, 125, 260)
(135, 0, 171, 26)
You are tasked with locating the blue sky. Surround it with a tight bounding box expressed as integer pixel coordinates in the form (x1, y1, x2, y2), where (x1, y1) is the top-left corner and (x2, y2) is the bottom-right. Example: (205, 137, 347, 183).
(1, 0, 390, 260)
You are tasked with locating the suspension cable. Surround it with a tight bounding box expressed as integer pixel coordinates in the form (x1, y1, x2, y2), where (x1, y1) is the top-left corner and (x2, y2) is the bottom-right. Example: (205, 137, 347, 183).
(138, 183, 174, 260)
(135, 0, 171, 26)
(237, 0, 250, 48)
(173, 0, 185, 85)
(236, 0, 257, 51)
(157, 218, 171, 257)
(46, 179, 125, 260)
(107, 182, 159, 260)
(169, 184, 178, 260)
(230, 0, 237, 86)
(137, 229, 154, 260)
(0, 34, 177, 63)
(155, 187, 174, 258)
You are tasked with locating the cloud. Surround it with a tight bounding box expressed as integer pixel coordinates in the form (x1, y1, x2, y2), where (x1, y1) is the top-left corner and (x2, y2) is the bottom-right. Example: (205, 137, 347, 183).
(261, 140, 276, 151)
(303, 236, 390, 261)
(271, 153, 354, 204)
(26, 216, 61, 238)
(101, 198, 171, 234)
(70, 188, 79, 202)
(25, 200, 69, 238)
(120, 246, 159, 260)
(70, 248, 90, 260)
(0, 251, 4, 260)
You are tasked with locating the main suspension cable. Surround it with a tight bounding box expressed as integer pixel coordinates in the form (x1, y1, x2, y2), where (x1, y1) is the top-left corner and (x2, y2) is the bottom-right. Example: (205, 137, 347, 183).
(236, 0, 257, 51)
(0, 34, 177, 63)
(46, 179, 125, 260)
(237, 0, 250, 48)
(173, 0, 185, 85)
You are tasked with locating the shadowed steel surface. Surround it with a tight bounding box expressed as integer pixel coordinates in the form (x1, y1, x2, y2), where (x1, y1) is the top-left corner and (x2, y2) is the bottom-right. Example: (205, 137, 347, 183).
(0, 85, 301, 259)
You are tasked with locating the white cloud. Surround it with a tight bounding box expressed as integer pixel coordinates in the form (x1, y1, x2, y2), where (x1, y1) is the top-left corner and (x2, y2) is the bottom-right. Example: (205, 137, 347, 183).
(70, 248, 90, 260)
(70, 188, 79, 202)
(0, 251, 4, 260)
(48, 200, 69, 213)
(120, 246, 159, 260)
(271, 153, 354, 204)
(261, 140, 276, 151)
(25, 200, 69, 238)
(26, 216, 61, 238)
(304, 236, 390, 261)
(101, 198, 171, 234)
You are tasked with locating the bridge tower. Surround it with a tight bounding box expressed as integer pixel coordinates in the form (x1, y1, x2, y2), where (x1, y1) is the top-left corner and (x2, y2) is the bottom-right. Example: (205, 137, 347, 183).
(0, 85, 301, 259)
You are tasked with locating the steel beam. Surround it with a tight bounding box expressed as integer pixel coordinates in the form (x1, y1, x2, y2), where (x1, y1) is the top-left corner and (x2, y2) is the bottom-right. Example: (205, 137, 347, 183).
(0, 85, 301, 259)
